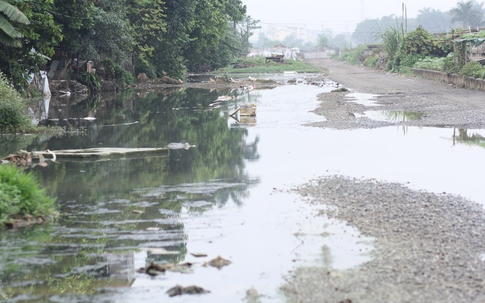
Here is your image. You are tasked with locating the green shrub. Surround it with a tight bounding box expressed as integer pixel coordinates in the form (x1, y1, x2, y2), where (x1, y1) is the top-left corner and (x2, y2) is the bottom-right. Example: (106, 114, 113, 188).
(458, 61, 485, 78)
(78, 71, 101, 90)
(0, 165, 56, 225)
(135, 55, 157, 79)
(0, 74, 31, 133)
(101, 59, 134, 85)
(400, 54, 422, 68)
(441, 53, 461, 74)
(340, 45, 367, 65)
(413, 56, 445, 71)
(363, 56, 379, 68)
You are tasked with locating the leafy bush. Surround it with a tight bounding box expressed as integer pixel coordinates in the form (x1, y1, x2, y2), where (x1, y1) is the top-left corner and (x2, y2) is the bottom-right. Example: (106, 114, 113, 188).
(459, 61, 485, 78)
(78, 71, 101, 90)
(135, 55, 157, 79)
(340, 45, 367, 65)
(0, 74, 31, 133)
(400, 54, 423, 68)
(412, 53, 462, 74)
(101, 58, 134, 85)
(363, 56, 379, 68)
(441, 53, 460, 74)
(413, 56, 445, 71)
(0, 165, 56, 225)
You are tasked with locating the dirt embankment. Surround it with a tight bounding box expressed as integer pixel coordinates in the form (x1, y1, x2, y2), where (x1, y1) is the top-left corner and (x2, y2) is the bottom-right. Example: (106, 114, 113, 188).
(304, 58, 485, 130)
(283, 59, 485, 303)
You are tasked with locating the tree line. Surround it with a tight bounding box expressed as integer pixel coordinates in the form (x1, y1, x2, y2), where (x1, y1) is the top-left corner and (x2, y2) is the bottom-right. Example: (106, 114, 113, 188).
(352, 1, 485, 46)
(0, 0, 258, 90)
(250, 1, 485, 52)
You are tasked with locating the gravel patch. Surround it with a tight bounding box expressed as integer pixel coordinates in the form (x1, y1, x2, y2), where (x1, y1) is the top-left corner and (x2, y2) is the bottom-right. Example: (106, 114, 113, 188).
(283, 59, 485, 302)
(304, 59, 485, 130)
(284, 176, 485, 303)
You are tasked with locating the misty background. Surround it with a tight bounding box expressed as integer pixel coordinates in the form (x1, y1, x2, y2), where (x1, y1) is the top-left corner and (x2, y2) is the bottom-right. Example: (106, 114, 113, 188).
(242, 0, 482, 50)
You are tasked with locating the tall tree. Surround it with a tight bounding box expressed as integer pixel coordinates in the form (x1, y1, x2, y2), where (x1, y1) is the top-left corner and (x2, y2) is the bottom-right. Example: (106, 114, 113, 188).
(352, 19, 380, 45)
(128, 0, 167, 78)
(450, 0, 485, 28)
(183, 0, 228, 72)
(316, 34, 328, 51)
(0, 0, 30, 47)
(82, 0, 134, 62)
(151, 0, 195, 78)
(416, 8, 452, 33)
(52, 0, 96, 57)
(0, 0, 62, 89)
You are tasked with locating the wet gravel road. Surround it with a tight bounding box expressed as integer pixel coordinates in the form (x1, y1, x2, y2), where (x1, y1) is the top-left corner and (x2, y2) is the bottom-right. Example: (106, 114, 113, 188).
(305, 59, 485, 130)
(283, 59, 485, 303)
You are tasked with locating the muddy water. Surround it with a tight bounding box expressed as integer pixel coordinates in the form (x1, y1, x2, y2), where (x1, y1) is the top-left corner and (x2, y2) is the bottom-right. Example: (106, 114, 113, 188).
(1, 82, 485, 302)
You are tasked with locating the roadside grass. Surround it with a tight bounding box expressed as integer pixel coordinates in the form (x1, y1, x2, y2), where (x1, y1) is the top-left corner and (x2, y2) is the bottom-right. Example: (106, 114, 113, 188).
(0, 165, 57, 227)
(218, 57, 321, 74)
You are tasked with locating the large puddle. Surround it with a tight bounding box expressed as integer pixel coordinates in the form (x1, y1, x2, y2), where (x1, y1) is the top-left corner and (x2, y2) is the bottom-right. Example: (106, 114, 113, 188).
(1, 81, 485, 302)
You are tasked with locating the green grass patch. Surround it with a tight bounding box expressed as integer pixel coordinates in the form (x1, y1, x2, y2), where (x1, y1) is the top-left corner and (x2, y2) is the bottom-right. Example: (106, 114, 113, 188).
(0, 74, 33, 134)
(0, 165, 57, 226)
(217, 57, 321, 74)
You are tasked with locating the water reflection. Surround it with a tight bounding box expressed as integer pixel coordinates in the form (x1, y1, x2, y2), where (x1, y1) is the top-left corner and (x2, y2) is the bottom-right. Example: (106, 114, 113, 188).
(453, 128, 485, 148)
(3, 83, 485, 302)
(0, 87, 260, 302)
(363, 110, 426, 122)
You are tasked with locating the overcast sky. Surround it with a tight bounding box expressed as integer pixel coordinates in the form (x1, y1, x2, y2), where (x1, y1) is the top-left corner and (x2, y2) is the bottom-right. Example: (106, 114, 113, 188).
(242, 0, 461, 34)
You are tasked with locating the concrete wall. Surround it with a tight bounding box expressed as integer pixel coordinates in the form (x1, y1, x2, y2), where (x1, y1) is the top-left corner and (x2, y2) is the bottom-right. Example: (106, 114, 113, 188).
(411, 68, 485, 91)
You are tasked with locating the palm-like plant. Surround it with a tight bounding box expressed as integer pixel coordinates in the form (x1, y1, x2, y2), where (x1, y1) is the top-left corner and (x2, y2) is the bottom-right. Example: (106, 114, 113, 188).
(450, 0, 485, 28)
(0, 0, 30, 47)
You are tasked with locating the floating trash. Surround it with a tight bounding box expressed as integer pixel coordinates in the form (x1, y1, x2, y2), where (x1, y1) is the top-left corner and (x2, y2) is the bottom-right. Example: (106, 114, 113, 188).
(167, 142, 192, 150)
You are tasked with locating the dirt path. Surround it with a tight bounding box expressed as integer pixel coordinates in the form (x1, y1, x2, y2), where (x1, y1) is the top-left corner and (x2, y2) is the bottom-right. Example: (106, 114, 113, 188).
(304, 58, 485, 129)
(282, 59, 485, 303)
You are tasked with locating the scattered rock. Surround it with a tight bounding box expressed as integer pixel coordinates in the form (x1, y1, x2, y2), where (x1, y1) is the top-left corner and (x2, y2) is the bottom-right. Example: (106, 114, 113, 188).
(206, 256, 231, 269)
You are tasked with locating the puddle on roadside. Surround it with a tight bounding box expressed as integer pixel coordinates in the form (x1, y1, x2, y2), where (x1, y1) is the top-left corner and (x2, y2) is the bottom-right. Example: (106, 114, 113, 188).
(2, 82, 485, 303)
(344, 92, 381, 106)
(357, 110, 427, 122)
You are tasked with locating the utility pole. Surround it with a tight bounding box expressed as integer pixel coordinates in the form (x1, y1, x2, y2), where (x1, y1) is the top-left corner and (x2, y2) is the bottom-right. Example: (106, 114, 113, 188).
(401, 3, 406, 36)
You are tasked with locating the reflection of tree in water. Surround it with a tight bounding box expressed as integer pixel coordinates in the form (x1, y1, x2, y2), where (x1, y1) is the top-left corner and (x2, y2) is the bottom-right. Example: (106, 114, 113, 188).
(3, 87, 262, 301)
(454, 129, 485, 148)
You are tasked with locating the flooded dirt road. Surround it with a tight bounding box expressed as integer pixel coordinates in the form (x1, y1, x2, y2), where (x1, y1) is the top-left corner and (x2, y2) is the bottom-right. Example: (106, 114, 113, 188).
(283, 59, 485, 303)
(2, 60, 485, 303)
